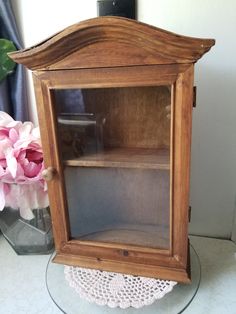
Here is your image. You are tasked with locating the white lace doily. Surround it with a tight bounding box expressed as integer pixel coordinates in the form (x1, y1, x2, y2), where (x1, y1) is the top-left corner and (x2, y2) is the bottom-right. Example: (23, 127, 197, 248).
(64, 266, 177, 309)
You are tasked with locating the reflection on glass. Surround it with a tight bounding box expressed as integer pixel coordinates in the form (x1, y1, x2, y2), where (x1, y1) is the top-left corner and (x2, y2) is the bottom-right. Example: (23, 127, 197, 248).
(58, 113, 105, 158)
(53, 86, 171, 250)
(55, 89, 105, 159)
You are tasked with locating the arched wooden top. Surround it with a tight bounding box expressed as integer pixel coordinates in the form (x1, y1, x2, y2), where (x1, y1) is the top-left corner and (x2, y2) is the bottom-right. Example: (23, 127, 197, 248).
(9, 17, 215, 71)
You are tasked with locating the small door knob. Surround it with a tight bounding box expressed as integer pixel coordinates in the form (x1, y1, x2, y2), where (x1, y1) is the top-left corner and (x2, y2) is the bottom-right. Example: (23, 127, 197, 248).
(42, 167, 56, 181)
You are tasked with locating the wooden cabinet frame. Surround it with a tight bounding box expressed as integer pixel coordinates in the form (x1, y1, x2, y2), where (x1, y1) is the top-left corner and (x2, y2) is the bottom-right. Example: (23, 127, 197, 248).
(10, 17, 214, 283)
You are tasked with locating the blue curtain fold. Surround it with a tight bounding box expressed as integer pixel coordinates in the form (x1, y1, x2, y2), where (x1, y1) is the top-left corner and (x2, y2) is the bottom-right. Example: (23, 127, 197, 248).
(0, 0, 29, 121)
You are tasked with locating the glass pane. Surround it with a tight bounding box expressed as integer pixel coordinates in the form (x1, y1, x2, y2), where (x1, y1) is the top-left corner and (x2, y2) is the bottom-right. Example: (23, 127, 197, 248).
(53, 86, 171, 249)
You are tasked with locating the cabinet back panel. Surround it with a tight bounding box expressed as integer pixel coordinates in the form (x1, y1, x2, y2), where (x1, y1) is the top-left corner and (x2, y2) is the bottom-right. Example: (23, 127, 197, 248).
(54, 86, 171, 150)
(65, 167, 170, 249)
(83, 86, 171, 149)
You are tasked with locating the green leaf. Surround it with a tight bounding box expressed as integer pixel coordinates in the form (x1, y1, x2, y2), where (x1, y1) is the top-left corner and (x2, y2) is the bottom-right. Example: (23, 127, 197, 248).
(0, 39, 17, 82)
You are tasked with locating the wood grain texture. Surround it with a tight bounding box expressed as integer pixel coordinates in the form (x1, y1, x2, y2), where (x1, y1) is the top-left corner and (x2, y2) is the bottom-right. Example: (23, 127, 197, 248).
(172, 65, 194, 268)
(14, 17, 215, 283)
(9, 16, 215, 70)
(34, 64, 189, 88)
(59, 240, 182, 269)
(77, 224, 169, 249)
(32, 66, 193, 282)
(64, 148, 170, 170)
(32, 75, 70, 249)
(80, 225, 169, 249)
(53, 252, 191, 283)
(82, 86, 171, 149)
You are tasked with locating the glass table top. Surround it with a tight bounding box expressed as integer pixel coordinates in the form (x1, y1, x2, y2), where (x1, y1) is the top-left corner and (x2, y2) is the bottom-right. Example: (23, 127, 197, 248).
(46, 244, 201, 314)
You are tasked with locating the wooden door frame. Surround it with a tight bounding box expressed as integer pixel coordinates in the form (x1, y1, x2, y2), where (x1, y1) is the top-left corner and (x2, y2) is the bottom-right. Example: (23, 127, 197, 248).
(33, 63, 193, 282)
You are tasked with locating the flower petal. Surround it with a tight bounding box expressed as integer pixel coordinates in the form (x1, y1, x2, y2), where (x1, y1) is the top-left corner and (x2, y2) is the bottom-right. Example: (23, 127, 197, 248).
(0, 159, 6, 167)
(26, 149, 43, 163)
(0, 165, 5, 177)
(0, 182, 6, 211)
(31, 126, 40, 139)
(23, 162, 42, 178)
(19, 122, 33, 139)
(0, 138, 12, 159)
(6, 149, 18, 178)
(0, 111, 14, 124)
(0, 168, 14, 184)
(0, 128, 9, 139)
(9, 128, 19, 143)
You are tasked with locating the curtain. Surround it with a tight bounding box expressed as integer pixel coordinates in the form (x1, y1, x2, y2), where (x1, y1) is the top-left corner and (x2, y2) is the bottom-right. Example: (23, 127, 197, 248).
(0, 0, 29, 121)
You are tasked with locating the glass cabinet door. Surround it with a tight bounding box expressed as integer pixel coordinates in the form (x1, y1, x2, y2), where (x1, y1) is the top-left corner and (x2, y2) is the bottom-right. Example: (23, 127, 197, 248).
(53, 86, 171, 250)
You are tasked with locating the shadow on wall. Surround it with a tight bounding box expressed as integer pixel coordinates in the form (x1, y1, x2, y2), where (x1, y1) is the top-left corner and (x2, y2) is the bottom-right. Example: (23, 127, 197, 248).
(189, 63, 236, 239)
(231, 197, 236, 243)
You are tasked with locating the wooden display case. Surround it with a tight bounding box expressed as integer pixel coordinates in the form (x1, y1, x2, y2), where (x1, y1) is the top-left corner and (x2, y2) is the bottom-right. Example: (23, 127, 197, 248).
(10, 17, 214, 283)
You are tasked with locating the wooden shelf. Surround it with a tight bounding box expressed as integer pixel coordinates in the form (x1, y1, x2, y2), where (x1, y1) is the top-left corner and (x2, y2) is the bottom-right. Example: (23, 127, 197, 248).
(75, 223, 170, 250)
(64, 148, 170, 170)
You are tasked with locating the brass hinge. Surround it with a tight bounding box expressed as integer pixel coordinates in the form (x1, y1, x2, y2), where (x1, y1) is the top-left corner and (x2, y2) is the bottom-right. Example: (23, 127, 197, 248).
(189, 206, 192, 222)
(193, 86, 197, 108)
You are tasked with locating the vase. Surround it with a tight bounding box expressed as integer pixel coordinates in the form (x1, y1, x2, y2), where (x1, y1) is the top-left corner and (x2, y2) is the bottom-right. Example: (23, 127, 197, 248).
(0, 206, 54, 255)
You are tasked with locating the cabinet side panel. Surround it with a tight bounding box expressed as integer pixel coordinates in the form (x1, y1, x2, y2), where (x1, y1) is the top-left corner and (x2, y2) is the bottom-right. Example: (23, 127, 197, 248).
(172, 65, 193, 267)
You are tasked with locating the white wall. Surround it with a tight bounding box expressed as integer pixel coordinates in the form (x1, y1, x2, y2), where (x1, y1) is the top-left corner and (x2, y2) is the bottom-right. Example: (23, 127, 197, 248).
(11, 0, 236, 239)
(11, 0, 98, 124)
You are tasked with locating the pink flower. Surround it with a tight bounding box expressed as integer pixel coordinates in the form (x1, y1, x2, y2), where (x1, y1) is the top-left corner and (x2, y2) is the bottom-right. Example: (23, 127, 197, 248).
(0, 112, 49, 219)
